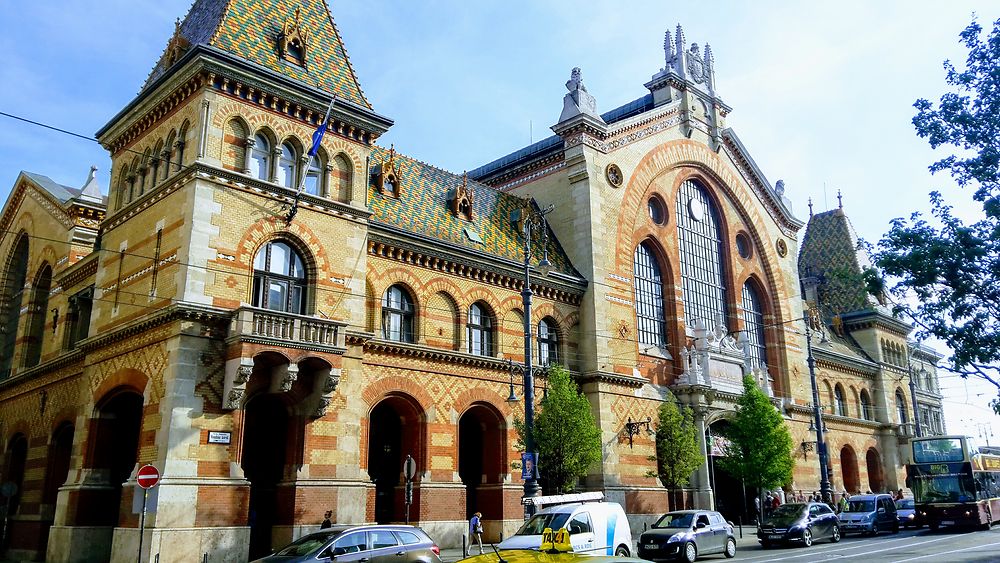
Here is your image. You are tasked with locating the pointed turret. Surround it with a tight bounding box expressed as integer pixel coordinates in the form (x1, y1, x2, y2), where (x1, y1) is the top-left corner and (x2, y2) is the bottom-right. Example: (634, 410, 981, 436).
(79, 165, 102, 203)
(143, 0, 370, 108)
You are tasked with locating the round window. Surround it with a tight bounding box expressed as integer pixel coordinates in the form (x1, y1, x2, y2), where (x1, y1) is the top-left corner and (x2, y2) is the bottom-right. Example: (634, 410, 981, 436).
(648, 197, 666, 225)
(736, 233, 752, 259)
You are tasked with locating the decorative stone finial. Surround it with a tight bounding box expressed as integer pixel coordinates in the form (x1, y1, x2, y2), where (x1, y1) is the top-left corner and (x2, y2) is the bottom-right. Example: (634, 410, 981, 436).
(808, 197, 814, 217)
(557, 67, 604, 124)
(80, 165, 102, 202)
(775, 179, 785, 197)
(675, 24, 686, 55)
(663, 31, 674, 69)
(837, 190, 843, 209)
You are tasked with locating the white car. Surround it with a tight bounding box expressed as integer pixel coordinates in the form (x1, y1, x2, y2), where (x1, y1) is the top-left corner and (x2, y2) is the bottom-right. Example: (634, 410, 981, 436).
(498, 494, 633, 556)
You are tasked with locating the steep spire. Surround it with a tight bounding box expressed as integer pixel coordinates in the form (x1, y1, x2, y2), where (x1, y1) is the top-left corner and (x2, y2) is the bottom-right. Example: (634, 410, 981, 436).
(675, 23, 686, 55)
(144, 0, 370, 108)
(79, 165, 103, 203)
(838, 190, 843, 209)
(663, 30, 674, 68)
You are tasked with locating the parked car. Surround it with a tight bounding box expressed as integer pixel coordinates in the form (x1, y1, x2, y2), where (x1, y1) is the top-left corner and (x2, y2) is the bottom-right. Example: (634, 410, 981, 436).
(837, 494, 899, 536)
(251, 524, 441, 563)
(896, 498, 918, 528)
(637, 510, 736, 562)
(757, 502, 841, 548)
(498, 499, 632, 556)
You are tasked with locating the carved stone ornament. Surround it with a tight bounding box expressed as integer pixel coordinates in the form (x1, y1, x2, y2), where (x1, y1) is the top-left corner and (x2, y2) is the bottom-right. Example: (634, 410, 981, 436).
(558, 67, 603, 123)
(322, 372, 341, 394)
(226, 388, 245, 409)
(280, 370, 297, 392)
(605, 163, 623, 188)
(234, 364, 253, 385)
(313, 397, 331, 418)
(373, 144, 402, 197)
(450, 172, 475, 220)
(164, 18, 190, 67)
(278, 7, 309, 67)
(776, 238, 788, 257)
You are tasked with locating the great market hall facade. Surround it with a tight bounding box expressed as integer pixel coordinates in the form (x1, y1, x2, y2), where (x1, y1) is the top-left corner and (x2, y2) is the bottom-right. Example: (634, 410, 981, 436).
(0, 1, 945, 561)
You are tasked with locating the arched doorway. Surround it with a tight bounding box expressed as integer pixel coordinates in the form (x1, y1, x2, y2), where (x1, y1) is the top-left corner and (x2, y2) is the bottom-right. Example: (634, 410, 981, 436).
(88, 390, 143, 527)
(866, 448, 884, 493)
(39, 423, 74, 551)
(367, 394, 423, 524)
(242, 393, 290, 560)
(707, 420, 750, 523)
(458, 404, 505, 522)
(840, 445, 860, 494)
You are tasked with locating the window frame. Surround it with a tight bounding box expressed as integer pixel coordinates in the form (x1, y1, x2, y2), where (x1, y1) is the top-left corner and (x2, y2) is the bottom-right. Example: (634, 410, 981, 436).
(382, 285, 415, 343)
(676, 179, 729, 329)
(537, 317, 559, 366)
(251, 240, 308, 315)
(633, 242, 668, 349)
(467, 302, 493, 356)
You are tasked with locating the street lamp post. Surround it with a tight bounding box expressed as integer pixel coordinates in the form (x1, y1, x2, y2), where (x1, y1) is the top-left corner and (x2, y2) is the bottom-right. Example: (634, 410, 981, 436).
(801, 274, 832, 504)
(511, 201, 554, 518)
(906, 343, 923, 438)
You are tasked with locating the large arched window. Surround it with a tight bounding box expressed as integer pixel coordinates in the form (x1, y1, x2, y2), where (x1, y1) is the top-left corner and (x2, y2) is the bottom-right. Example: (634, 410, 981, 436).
(24, 265, 52, 368)
(896, 390, 908, 425)
(252, 240, 307, 314)
(633, 242, 666, 348)
(467, 302, 493, 356)
(741, 281, 766, 370)
(0, 235, 29, 378)
(277, 142, 297, 188)
(860, 390, 873, 421)
(538, 317, 558, 366)
(250, 134, 271, 180)
(382, 285, 414, 343)
(834, 384, 847, 417)
(676, 179, 728, 328)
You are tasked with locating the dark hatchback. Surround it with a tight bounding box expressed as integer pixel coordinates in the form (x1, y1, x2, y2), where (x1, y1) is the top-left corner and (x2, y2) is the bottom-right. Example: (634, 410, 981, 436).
(638, 510, 736, 562)
(251, 525, 441, 563)
(757, 502, 840, 548)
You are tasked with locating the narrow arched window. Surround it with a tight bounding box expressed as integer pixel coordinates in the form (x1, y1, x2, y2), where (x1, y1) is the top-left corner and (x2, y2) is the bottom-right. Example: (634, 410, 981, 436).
(382, 285, 414, 342)
(896, 390, 908, 425)
(24, 265, 52, 368)
(332, 154, 352, 202)
(277, 143, 297, 188)
(633, 242, 666, 349)
(860, 390, 872, 421)
(538, 318, 558, 366)
(676, 179, 728, 329)
(0, 236, 29, 379)
(741, 281, 766, 370)
(467, 302, 493, 356)
(304, 155, 323, 196)
(252, 240, 307, 314)
(250, 134, 270, 180)
(834, 385, 846, 417)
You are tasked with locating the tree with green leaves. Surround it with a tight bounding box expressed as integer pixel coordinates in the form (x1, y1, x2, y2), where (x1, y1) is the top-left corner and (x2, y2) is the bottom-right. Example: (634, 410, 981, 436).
(717, 375, 794, 503)
(515, 365, 602, 493)
(649, 391, 704, 509)
(875, 17, 1000, 414)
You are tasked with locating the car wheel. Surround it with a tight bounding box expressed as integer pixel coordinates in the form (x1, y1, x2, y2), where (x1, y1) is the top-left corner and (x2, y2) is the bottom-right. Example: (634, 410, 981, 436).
(870, 522, 879, 536)
(928, 520, 940, 531)
(802, 528, 813, 547)
(981, 509, 993, 531)
(760, 540, 772, 549)
(615, 546, 629, 557)
(831, 525, 841, 543)
(724, 537, 736, 558)
(682, 541, 697, 563)
(892, 522, 899, 534)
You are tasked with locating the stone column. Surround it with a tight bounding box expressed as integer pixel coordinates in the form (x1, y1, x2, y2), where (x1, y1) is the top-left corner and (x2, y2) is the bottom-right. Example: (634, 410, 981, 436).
(691, 405, 715, 510)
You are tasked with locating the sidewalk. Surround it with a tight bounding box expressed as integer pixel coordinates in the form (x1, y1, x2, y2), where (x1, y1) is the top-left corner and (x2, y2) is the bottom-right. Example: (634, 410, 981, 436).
(440, 526, 760, 562)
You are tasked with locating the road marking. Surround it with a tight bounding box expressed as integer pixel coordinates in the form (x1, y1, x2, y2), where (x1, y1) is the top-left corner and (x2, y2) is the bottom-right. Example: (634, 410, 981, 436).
(734, 533, 949, 562)
(889, 539, 1000, 562)
(804, 535, 957, 562)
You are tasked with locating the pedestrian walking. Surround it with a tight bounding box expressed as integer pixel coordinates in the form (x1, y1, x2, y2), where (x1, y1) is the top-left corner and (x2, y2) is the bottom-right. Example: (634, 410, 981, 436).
(838, 491, 849, 514)
(468, 511, 484, 555)
(320, 510, 333, 529)
(753, 495, 761, 524)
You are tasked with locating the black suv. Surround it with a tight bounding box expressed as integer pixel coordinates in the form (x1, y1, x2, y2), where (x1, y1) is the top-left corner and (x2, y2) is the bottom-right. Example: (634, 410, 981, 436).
(252, 525, 442, 563)
(757, 502, 841, 548)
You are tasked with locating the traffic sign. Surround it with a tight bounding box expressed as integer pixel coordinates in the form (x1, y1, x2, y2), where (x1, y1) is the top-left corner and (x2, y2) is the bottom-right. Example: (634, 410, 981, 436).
(403, 455, 416, 481)
(137, 464, 160, 490)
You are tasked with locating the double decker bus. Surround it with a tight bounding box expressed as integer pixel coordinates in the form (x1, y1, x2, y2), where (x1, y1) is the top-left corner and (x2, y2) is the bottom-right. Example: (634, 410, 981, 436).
(906, 435, 1000, 530)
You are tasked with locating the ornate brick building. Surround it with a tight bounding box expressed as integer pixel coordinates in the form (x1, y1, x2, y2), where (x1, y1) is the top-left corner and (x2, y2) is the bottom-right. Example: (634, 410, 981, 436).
(0, 1, 943, 561)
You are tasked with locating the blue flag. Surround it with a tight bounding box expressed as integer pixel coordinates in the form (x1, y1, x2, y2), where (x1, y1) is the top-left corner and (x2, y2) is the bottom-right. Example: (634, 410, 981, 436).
(308, 121, 327, 157)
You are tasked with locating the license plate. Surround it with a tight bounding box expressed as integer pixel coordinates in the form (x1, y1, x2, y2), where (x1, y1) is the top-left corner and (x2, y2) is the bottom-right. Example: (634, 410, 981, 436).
(768, 534, 782, 539)
(941, 520, 954, 525)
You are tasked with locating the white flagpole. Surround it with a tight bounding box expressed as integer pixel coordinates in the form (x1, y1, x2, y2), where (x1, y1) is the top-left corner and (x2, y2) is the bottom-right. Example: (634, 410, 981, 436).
(287, 95, 337, 223)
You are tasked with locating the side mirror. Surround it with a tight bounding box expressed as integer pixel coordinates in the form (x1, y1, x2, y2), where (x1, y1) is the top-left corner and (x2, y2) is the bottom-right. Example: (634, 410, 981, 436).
(877, 507, 885, 514)
(696, 522, 706, 529)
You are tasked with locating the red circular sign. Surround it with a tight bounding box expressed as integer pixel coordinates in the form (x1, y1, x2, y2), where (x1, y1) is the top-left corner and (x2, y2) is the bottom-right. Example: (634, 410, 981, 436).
(136, 464, 160, 490)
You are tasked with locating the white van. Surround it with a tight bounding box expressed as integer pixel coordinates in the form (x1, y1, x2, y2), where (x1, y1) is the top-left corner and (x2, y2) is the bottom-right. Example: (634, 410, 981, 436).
(497, 493, 633, 556)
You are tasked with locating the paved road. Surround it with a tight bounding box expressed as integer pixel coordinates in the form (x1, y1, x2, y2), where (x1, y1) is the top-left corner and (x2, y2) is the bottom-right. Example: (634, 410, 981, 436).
(728, 526, 1000, 562)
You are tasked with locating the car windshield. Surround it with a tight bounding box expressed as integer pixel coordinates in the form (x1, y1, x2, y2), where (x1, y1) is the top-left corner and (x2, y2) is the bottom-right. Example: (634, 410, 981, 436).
(652, 513, 695, 529)
(770, 504, 806, 519)
(897, 499, 914, 509)
(516, 513, 571, 535)
(847, 500, 875, 512)
(911, 474, 977, 503)
(274, 532, 336, 556)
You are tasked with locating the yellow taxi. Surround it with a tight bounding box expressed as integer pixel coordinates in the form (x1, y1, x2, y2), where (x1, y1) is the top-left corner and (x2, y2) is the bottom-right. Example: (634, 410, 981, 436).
(458, 528, 646, 563)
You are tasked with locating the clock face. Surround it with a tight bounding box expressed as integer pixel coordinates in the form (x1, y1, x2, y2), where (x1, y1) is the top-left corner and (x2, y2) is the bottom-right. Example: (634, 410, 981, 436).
(605, 163, 623, 187)
(688, 197, 704, 221)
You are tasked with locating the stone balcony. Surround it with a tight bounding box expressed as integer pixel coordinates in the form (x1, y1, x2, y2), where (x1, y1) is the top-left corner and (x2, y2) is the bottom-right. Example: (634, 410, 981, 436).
(228, 306, 348, 354)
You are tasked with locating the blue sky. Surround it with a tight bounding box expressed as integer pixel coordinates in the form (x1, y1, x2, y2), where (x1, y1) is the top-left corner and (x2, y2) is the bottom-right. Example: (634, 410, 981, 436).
(0, 0, 997, 439)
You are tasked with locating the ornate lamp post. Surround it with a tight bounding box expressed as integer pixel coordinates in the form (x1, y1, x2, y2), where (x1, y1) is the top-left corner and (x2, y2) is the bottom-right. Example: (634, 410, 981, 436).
(510, 201, 553, 518)
(801, 272, 832, 504)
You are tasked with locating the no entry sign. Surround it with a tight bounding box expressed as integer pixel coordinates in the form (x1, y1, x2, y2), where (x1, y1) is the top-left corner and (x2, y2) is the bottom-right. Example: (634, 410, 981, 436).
(137, 464, 160, 489)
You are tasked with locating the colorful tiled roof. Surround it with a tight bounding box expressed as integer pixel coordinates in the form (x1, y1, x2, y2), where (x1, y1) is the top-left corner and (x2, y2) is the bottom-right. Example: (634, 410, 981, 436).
(798, 208, 877, 316)
(145, 0, 369, 108)
(367, 146, 577, 276)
